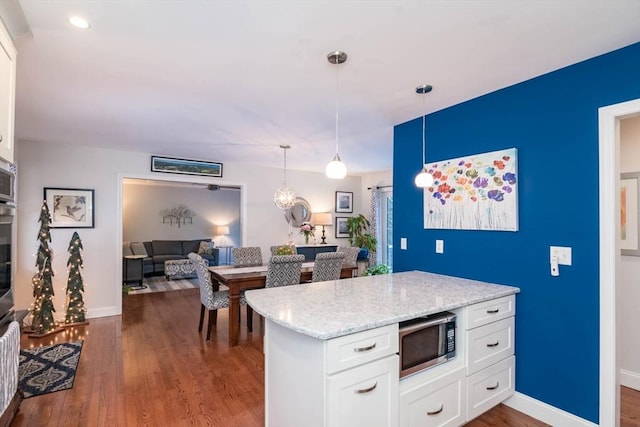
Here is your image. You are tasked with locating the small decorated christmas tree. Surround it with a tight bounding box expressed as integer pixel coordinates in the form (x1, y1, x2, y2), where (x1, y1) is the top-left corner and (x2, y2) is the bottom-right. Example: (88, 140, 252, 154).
(30, 201, 58, 336)
(64, 231, 87, 325)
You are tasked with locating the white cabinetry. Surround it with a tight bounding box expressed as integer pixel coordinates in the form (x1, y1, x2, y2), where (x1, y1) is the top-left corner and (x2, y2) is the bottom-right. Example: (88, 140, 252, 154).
(464, 295, 516, 421)
(265, 321, 398, 427)
(0, 19, 16, 164)
(400, 294, 516, 426)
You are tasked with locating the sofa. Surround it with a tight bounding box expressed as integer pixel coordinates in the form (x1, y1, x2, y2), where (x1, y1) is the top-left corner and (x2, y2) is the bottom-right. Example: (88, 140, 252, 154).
(123, 239, 220, 276)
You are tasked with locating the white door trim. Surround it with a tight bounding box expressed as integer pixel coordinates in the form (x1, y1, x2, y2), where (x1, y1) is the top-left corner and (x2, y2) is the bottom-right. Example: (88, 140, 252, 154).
(598, 97, 640, 427)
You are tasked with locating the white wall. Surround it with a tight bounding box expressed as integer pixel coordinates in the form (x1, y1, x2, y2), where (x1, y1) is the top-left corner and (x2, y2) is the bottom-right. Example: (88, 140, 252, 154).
(15, 140, 362, 319)
(620, 115, 640, 390)
(123, 182, 241, 245)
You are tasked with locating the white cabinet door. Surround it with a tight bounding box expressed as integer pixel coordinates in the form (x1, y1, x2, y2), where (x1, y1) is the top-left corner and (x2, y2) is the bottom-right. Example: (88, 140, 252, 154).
(466, 316, 515, 375)
(327, 355, 399, 427)
(399, 366, 466, 427)
(466, 356, 515, 420)
(0, 21, 16, 164)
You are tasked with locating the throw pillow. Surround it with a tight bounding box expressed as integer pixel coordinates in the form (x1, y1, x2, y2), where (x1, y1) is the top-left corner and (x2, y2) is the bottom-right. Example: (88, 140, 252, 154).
(122, 242, 133, 257)
(130, 242, 148, 257)
(198, 241, 215, 255)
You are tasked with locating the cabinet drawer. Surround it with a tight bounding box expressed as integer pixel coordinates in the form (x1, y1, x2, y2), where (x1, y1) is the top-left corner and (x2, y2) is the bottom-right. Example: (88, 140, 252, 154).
(326, 323, 398, 375)
(466, 316, 514, 375)
(327, 354, 399, 427)
(399, 366, 466, 427)
(465, 295, 515, 330)
(466, 356, 515, 420)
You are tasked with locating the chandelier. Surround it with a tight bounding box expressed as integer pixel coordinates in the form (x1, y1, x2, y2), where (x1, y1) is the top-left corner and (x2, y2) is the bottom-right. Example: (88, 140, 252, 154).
(274, 144, 296, 210)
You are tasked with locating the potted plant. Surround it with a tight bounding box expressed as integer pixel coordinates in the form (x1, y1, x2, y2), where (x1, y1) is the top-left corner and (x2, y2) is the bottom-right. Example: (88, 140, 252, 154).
(362, 264, 390, 276)
(346, 214, 377, 259)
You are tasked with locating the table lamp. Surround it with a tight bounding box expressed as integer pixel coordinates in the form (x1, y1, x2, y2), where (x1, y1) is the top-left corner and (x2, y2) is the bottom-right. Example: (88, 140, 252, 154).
(216, 225, 230, 245)
(312, 212, 332, 244)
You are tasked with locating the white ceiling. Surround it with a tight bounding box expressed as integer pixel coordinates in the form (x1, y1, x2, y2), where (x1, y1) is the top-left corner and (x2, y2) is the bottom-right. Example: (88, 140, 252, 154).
(6, 0, 640, 175)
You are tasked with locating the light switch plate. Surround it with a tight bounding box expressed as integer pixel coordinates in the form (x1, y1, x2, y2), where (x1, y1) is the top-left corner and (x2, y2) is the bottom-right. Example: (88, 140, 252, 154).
(400, 238, 407, 250)
(436, 240, 444, 254)
(550, 246, 572, 266)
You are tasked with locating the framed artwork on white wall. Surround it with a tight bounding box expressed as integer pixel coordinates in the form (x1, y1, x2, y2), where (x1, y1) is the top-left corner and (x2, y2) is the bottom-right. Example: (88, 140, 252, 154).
(620, 172, 640, 256)
(44, 187, 95, 228)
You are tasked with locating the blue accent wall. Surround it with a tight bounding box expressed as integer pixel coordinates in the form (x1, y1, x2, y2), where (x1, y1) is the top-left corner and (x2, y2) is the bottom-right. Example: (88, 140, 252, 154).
(393, 42, 640, 423)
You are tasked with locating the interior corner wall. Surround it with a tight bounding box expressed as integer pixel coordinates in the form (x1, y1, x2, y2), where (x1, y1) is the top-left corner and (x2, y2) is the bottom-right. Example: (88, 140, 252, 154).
(392, 42, 640, 423)
(14, 140, 362, 319)
(619, 116, 640, 390)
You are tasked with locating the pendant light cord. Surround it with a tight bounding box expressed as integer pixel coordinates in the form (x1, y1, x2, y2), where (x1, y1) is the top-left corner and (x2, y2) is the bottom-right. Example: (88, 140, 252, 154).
(335, 55, 340, 155)
(422, 93, 426, 166)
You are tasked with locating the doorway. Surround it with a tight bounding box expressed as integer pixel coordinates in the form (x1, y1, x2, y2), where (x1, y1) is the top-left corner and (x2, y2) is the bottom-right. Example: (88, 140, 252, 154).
(598, 98, 640, 427)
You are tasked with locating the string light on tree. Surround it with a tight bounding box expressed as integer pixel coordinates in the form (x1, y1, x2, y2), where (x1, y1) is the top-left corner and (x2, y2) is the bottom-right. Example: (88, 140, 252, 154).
(64, 231, 88, 326)
(29, 201, 62, 337)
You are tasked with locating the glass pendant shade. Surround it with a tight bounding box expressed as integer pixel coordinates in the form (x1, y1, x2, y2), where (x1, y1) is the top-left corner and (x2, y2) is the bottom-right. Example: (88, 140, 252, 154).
(325, 154, 347, 179)
(274, 184, 296, 210)
(415, 166, 434, 188)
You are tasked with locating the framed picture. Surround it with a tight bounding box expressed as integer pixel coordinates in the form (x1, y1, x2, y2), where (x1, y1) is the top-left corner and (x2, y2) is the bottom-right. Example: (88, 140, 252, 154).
(151, 155, 223, 178)
(335, 217, 350, 238)
(621, 172, 640, 256)
(335, 191, 353, 213)
(422, 147, 518, 231)
(44, 188, 95, 228)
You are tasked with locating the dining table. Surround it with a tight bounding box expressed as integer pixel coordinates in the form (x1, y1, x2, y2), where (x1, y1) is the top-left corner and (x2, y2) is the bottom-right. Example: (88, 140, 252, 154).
(208, 261, 358, 347)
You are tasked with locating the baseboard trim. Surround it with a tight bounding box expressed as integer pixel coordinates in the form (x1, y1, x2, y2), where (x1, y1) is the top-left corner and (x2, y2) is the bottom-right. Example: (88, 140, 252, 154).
(504, 392, 598, 427)
(87, 306, 119, 319)
(620, 369, 640, 391)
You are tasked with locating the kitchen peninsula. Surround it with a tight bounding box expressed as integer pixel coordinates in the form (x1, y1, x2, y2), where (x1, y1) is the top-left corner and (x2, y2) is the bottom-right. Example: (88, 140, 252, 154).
(245, 271, 520, 427)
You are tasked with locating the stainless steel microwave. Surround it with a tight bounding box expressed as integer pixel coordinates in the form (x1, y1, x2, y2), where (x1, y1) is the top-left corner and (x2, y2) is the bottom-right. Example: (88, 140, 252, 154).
(0, 162, 15, 203)
(398, 311, 456, 378)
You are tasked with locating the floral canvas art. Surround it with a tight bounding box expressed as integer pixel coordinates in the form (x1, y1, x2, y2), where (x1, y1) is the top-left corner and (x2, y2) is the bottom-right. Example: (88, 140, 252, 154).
(423, 148, 518, 231)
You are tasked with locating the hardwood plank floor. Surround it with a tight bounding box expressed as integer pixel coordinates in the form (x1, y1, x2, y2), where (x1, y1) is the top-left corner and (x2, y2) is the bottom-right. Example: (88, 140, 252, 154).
(11, 288, 638, 426)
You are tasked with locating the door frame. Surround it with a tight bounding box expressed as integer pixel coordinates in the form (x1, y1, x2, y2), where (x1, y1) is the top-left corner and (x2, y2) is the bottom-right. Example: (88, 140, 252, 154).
(598, 98, 640, 427)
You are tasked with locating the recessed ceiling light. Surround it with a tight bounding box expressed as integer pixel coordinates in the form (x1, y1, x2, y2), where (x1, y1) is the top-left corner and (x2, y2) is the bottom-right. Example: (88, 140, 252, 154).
(68, 16, 91, 29)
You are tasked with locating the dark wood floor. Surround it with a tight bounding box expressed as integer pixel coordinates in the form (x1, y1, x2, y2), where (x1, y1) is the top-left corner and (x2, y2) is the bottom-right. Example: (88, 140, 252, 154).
(11, 288, 640, 426)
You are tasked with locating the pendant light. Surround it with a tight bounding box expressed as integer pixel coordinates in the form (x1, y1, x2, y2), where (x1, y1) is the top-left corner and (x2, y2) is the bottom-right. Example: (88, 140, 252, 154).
(325, 51, 348, 179)
(274, 144, 296, 210)
(414, 84, 434, 188)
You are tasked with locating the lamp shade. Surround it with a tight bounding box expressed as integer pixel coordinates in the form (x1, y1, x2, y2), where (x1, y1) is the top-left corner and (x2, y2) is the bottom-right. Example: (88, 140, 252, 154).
(312, 212, 332, 226)
(216, 225, 230, 235)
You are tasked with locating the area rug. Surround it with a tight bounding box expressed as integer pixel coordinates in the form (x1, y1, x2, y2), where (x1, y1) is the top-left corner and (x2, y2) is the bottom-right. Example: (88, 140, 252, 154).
(18, 340, 83, 398)
(128, 276, 199, 294)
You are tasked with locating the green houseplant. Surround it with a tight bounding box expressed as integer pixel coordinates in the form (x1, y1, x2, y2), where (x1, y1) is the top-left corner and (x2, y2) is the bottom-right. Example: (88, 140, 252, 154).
(362, 264, 390, 276)
(346, 214, 377, 258)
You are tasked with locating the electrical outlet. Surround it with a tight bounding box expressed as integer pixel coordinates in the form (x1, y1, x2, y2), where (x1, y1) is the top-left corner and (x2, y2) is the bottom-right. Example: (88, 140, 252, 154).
(436, 240, 444, 254)
(400, 238, 407, 250)
(550, 246, 572, 266)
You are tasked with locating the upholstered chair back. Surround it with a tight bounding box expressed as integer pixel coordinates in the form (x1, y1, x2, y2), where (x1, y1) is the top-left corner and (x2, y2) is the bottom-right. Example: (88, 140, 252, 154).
(337, 246, 360, 265)
(189, 252, 229, 310)
(232, 247, 263, 267)
(311, 252, 345, 282)
(265, 254, 305, 288)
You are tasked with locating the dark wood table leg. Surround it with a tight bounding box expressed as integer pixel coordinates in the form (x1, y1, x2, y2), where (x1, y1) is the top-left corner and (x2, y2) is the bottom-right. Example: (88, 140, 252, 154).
(228, 287, 240, 347)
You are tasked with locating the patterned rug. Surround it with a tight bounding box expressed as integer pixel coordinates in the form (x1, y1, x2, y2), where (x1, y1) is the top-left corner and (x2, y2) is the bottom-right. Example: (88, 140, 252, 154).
(128, 276, 199, 294)
(18, 341, 83, 398)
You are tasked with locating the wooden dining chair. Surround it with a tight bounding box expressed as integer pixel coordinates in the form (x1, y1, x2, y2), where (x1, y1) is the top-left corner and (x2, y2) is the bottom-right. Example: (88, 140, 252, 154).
(189, 253, 252, 340)
(265, 254, 305, 288)
(311, 252, 345, 282)
(232, 247, 263, 267)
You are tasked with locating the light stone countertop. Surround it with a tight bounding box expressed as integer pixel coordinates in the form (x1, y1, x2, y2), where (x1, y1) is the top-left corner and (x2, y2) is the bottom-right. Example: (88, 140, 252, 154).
(245, 270, 520, 340)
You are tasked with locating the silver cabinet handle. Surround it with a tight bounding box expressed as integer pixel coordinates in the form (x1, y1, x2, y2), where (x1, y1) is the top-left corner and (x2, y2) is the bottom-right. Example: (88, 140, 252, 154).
(486, 382, 500, 391)
(486, 308, 500, 314)
(486, 340, 500, 348)
(354, 382, 377, 394)
(427, 404, 444, 416)
(354, 342, 376, 352)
